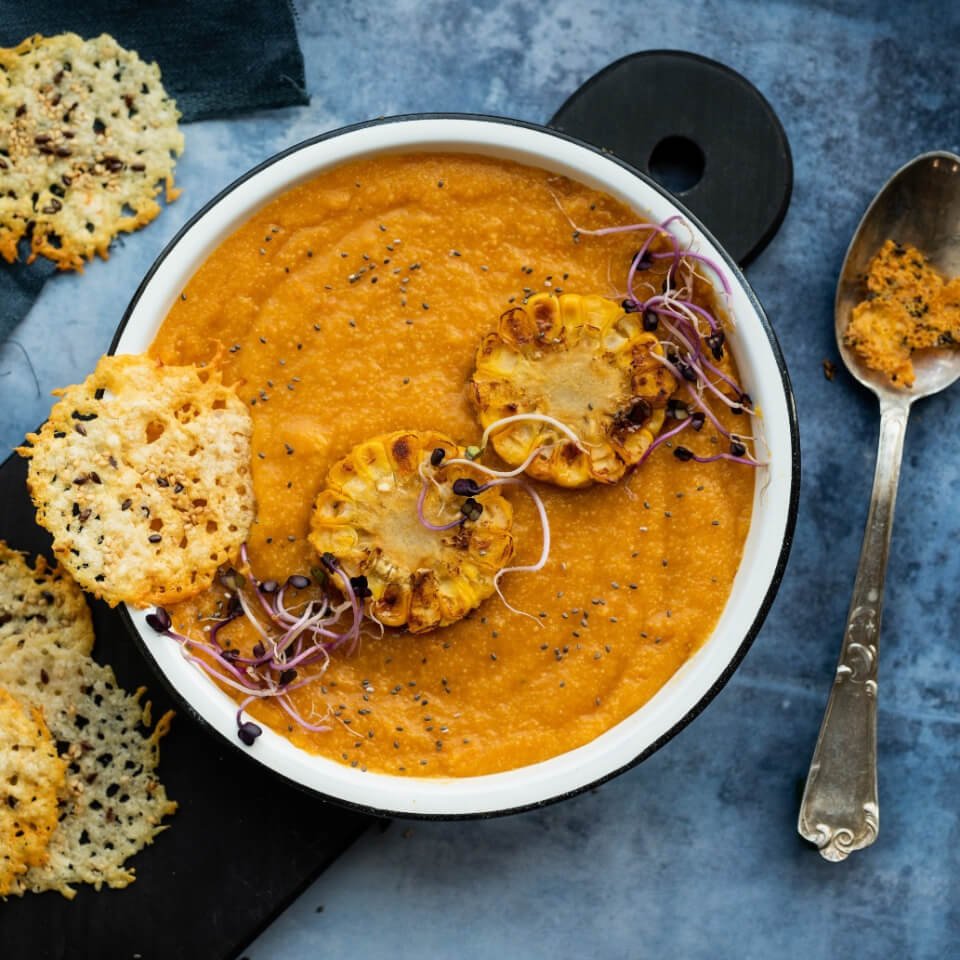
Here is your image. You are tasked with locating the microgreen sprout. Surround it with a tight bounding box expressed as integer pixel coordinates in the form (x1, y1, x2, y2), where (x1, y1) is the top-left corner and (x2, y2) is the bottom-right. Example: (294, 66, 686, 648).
(149, 544, 373, 745)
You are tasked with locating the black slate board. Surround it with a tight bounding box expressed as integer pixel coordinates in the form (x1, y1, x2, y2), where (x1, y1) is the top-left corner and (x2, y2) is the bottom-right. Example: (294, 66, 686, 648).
(551, 50, 792, 266)
(0, 452, 373, 960)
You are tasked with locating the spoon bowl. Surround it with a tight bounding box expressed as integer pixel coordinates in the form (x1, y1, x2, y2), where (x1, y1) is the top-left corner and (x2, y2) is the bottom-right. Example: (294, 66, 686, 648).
(836, 150, 960, 400)
(799, 150, 960, 860)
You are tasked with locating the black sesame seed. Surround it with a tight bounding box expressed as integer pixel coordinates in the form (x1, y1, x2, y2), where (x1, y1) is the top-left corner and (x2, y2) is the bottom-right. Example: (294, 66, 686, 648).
(148, 534, 162, 543)
(674, 446, 695, 462)
(430, 447, 445, 467)
(730, 441, 747, 457)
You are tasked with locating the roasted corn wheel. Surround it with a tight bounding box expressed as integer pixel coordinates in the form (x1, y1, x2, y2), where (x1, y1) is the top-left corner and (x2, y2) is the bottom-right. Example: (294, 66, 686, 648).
(309, 430, 515, 634)
(469, 293, 678, 487)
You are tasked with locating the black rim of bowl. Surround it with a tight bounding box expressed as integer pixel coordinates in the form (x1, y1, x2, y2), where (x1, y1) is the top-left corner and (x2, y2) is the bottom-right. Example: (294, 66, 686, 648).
(111, 112, 802, 820)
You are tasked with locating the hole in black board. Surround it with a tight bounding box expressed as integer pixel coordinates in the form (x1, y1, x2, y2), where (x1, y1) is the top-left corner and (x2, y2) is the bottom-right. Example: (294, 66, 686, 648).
(648, 136, 705, 194)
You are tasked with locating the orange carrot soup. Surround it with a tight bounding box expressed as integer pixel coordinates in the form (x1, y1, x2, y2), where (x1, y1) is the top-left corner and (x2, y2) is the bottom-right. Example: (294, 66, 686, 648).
(149, 152, 756, 776)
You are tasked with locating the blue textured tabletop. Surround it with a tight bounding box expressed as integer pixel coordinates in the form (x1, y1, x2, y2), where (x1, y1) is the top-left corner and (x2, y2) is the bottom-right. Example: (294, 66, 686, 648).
(2, 2, 958, 958)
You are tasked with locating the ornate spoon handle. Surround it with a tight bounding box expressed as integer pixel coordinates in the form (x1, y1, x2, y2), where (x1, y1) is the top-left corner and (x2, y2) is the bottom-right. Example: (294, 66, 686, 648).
(798, 399, 909, 861)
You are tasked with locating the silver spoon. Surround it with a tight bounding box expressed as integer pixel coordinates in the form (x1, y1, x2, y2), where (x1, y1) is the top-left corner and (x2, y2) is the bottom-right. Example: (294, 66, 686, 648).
(797, 150, 960, 861)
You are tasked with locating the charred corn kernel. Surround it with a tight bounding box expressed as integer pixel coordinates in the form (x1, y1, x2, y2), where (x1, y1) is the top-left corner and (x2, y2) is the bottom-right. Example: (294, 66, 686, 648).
(309, 430, 514, 634)
(469, 293, 677, 487)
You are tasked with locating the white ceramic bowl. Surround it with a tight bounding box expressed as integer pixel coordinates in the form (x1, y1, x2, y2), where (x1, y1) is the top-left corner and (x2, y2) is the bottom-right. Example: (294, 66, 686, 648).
(114, 115, 799, 818)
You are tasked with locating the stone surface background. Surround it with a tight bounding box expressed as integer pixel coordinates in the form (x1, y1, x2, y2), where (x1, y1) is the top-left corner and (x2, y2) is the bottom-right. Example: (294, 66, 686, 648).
(1, 2, 957, 957)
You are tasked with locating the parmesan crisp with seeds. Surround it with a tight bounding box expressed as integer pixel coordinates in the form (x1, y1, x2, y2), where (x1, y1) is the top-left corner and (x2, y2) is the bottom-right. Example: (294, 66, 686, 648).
(845, 239, 960, 387)
(19, 353, 255, 608)
(0, 542, 94, 661)
(0, 32, 183, 270)
(0, 644, 176, 898)
(0, 687, 66, 896)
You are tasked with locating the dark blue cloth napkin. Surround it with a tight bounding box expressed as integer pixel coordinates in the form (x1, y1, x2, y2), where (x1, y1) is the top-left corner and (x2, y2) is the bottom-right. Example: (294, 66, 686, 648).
(0, 0, 308, 343)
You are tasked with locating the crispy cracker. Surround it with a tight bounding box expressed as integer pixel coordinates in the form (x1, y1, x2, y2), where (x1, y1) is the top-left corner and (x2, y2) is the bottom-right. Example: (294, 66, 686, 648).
(0, 32, 183, 270)
(19, 353, 255, 608)
(0, 687, 66, 896)
(845, 240, 960, 387)
(0, 541, 94, 661)
(845, 296, 915, 386)
(0, 644, 175, 898)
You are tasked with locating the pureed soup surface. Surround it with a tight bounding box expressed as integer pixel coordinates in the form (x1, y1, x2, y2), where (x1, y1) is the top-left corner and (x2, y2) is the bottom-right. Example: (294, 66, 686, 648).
(150, 153, 755, 776)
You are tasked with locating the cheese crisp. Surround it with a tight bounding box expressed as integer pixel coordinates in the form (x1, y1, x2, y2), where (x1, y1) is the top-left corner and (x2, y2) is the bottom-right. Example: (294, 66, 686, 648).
(0, 688, 66, 895)
(0, 541, 176, 898)
(19, 354, 255, 608)
(0, 645, 176, 897)
(0, 542, 94, 661)
(0, 32, 183, 270)
(844, 239, 960, 387)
